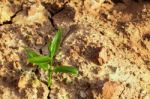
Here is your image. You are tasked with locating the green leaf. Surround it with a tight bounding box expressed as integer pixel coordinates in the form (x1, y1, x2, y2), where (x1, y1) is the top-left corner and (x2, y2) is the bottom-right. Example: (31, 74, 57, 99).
(36, 63, 48, 70)
(48, 41, 51, 56)
(25, 48, 48, 70)
(25, 48, 40, 58)
(50, 28, 62, 58)
(28, 56, 50, 63)
(54, 66, 78, 75)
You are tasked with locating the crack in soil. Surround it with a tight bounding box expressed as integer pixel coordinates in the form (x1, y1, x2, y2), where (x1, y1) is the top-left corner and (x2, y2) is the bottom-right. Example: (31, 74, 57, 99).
(48, 17, 57, 29)
(60, 24, 77, 47)
(118, 86, 125, 98)
(43, 1, 69, 30)
(47, 87, 51, 99)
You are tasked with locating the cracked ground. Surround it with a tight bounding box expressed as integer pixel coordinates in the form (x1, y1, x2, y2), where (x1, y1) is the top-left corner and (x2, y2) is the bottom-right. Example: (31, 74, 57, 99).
(0, 0, 150, 99)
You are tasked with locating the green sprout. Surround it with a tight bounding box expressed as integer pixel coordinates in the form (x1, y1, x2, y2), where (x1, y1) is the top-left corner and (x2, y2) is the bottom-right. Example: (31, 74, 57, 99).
(26, 29, 78, 87)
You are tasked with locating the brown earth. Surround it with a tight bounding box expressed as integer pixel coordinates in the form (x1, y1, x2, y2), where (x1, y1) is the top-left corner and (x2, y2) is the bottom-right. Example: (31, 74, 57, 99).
(0, 0, 150, 99)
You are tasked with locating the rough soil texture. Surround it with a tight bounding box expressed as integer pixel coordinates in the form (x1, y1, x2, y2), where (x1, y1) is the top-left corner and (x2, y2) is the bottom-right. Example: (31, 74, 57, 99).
(0, 0, 150, 99)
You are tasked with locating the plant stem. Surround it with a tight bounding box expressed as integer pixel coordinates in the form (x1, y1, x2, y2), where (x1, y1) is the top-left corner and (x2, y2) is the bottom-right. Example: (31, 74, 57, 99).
(48, 69, 52, 87)
(48, 58, 53, 87)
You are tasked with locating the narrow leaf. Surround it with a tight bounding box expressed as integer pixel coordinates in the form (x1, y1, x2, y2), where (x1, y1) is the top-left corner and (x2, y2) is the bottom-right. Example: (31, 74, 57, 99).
(25, 48, 48, 70)
(28, 56, 50, 63)
(48, 41, 51, 56)
(36, 63, 48, 70)
(25, 48, 40, 58)
(50, 28, 62, 58)
(54, 66, 78, 75)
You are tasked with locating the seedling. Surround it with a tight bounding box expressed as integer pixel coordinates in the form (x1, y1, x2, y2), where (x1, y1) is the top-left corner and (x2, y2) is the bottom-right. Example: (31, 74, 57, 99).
(26, 29, 78, 87)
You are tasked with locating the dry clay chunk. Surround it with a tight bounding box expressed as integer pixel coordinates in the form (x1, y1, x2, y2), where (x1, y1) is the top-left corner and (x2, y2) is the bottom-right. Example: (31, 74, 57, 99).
(0, 2, 14, 24)
(13, 3, 50, 25)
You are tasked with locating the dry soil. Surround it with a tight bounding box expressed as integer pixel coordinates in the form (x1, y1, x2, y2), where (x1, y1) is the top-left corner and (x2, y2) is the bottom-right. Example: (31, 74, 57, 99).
(0, 0, 150, 99)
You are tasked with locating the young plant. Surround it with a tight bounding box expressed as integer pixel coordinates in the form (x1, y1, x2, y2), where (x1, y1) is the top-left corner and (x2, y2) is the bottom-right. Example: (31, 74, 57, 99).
(26, 29, 78, 87)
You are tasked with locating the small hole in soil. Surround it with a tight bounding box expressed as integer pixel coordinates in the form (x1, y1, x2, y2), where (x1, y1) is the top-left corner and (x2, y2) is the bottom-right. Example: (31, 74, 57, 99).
(34, 68, 40, 75)
(39, 48, 43, 54)
(126, 83, 131, 88)
(140, 41, 147, 49)
(143, 33, 150, 41)
(82, 46, 102, 65)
